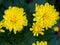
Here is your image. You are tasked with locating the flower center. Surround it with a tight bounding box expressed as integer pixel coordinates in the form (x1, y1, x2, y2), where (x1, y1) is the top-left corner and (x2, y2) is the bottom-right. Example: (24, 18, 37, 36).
(10, 16, 17, 24)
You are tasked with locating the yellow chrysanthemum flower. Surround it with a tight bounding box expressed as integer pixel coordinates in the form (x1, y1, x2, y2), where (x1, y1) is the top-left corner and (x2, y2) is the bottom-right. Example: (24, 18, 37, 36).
(33, 2, 59, 30)
(30, 23, 44, 36)
(3, 6, 28, 34)
(53, 26, 59, 32)
(32, 41, 47, 45)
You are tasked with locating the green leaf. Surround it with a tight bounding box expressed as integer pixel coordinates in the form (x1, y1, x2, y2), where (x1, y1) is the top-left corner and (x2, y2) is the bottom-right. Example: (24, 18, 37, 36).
(19, 0, 26, 4)
(48, 36, 60, 45)
(27, 2, 35, 13)
(48, 0, 56, 5)
(37, 29, 56, 41)
(0, 0, 2, 5)
(13, 0, 21, 7)
(34, 0, 47, 4)
(23, 29, 37, 45)
(0, 42, 11, 45)
(3, 0, 14, 8)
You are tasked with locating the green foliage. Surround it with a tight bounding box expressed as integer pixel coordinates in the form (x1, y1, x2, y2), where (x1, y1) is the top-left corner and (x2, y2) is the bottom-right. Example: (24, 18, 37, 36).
(0, 42, 11, 45)
(48, 36, 60, 45)
(37, 29, 55, 41)
(0, 0, 2, 5)
(34, 0, 47, 4)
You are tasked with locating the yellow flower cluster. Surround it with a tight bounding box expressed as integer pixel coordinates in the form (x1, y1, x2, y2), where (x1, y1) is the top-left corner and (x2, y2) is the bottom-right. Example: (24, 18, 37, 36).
(30, 23, 44, 36)
(32, 41, 47, 45)
(34, 2, 59, 29)
(3, 6, 28, 34)
(30, 2, 59, 36)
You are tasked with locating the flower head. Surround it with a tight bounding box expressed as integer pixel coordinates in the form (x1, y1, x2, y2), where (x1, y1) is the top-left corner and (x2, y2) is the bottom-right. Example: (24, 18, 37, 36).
(53, 26, 59, 32)
(30, 23, 44, 36)
(3, 6, 28, 34)
(32, 41, 47, 45)
(33, 2, 59, 29)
